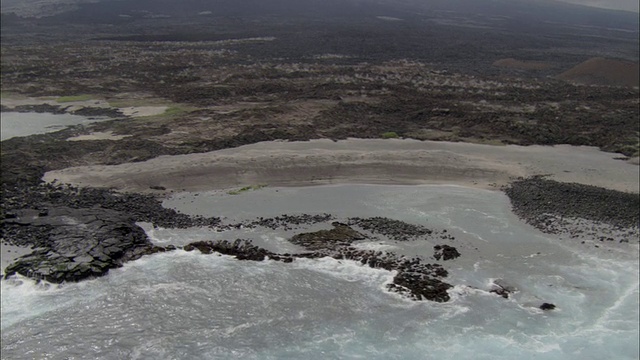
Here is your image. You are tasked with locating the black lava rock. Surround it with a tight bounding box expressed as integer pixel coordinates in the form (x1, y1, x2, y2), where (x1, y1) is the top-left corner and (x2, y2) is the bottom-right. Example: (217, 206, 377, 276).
(505, 177, 639, 232)
(3, 206, 156, 283)
(540, 303, 556, 310)
(433, 244, 461, 261)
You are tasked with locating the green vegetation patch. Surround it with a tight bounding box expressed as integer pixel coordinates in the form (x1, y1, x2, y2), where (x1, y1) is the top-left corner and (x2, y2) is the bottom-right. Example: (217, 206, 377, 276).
(163, 106, 185, 116)
(56, 95, 94, 103)
(381, 131, 400, 139)
(227, 184, 267, 195)
(0, 91, 15, 99)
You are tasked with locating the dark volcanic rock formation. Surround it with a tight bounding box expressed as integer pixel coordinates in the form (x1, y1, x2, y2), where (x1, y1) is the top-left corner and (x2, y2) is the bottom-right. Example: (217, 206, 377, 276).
(433, 244, 461, 261)
(243, 213, 334, 230)
(183, 235, 453, 302)
(287, 224, 453, 302)
(1, 183, 221, 234)
(184, 239, 294, 262)
(289, 222, 366, 250)
(2, 206, 163, 282)
(347, 217, 433, 241)
(505, 177, 640, 232)
(540, 303, 556, 310)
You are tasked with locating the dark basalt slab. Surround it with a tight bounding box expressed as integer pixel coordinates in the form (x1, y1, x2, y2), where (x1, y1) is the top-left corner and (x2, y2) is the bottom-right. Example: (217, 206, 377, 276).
(3, 206, 160, 283)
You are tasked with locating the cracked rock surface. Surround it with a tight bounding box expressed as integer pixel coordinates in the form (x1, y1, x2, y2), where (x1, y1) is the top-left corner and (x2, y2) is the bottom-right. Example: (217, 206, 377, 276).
(3, 206, 158, 282)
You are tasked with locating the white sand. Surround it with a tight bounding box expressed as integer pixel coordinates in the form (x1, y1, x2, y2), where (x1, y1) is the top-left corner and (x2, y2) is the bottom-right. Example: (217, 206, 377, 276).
(43, 139, 639, 194)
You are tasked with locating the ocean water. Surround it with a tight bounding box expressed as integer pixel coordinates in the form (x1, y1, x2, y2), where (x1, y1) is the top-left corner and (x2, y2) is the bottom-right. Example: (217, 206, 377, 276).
(0, 112, 110, 141)
(2, 185, 638, 359)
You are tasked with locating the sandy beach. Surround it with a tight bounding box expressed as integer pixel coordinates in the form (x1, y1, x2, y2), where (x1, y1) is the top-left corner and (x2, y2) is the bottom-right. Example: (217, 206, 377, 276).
(43, 138, 640, 194)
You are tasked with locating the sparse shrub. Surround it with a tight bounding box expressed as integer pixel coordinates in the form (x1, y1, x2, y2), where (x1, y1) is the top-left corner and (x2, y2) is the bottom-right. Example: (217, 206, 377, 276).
(163, 107, 185, 116)
(381, 131, 399, 139)
(56, 95, 93, 103)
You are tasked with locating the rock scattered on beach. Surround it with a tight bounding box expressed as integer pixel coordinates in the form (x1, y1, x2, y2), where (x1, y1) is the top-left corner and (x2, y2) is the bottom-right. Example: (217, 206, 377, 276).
(505, 177, 639, 245)
(506, 176, 639, 231)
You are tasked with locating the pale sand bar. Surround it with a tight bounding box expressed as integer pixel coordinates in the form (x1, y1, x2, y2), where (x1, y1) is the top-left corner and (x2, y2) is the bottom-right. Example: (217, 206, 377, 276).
(43, 139, 639, 194)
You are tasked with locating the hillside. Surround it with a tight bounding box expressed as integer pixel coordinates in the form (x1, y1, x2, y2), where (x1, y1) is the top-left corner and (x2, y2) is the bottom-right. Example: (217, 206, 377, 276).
(557, 57, 640, 87)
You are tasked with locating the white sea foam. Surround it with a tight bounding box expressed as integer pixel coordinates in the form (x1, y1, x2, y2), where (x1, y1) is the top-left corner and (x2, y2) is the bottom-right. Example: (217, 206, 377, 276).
(2, 185, 638, 359)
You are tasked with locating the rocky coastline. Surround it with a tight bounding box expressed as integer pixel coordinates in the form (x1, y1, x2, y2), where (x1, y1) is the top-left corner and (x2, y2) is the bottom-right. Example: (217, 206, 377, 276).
(1, 109, 638, 303)
(3, 172, 637, 305)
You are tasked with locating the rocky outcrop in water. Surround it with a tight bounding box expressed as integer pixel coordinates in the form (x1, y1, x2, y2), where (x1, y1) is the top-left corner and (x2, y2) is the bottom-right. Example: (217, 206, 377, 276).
(179, 220, 454, 302)
(2, 206, 162, 283)
(184, 239, 294, 262)
(243, 214, 334, 230)
(289, 224, 453, 302)
(183, 234, 454, 302)
(433, 244, 461, 261)
(289, 222, 366, 250)
(489, 279, 517, 299)
(540, 303, 556, 310)
(347, 217, 433, 241)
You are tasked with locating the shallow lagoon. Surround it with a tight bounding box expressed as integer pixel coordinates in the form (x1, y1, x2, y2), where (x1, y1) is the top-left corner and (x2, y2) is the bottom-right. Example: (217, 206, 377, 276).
(0, 112, 110, 141)
(2, 185, 638, 359)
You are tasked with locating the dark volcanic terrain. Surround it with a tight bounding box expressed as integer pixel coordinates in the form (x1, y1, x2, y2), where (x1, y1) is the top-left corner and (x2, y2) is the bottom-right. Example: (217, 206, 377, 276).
(1, 0, 639, 301)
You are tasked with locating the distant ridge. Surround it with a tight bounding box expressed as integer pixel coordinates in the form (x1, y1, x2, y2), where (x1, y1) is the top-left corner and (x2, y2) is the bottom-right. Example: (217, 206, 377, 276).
(557, 57, 640, 87)
(2, 0, 639, 31)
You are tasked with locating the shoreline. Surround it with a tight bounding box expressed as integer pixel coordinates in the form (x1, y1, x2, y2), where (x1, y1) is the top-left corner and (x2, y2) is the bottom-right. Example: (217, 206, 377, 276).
(0, 96, 168, 118)
(3, 132, 639, 288)
(43, 138, 640, 194)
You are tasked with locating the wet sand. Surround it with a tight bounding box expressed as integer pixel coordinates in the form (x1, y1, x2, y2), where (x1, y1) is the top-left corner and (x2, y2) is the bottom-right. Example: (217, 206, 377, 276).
(43, 139, 639, 194)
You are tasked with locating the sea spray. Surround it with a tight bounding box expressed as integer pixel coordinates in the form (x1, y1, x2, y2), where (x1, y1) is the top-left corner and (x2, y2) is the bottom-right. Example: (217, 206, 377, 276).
(2, 185, 638, 359)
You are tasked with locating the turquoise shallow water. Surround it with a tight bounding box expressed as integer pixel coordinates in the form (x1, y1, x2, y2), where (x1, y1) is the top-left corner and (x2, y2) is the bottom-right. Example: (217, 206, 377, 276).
(2, 185, 638, 359)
